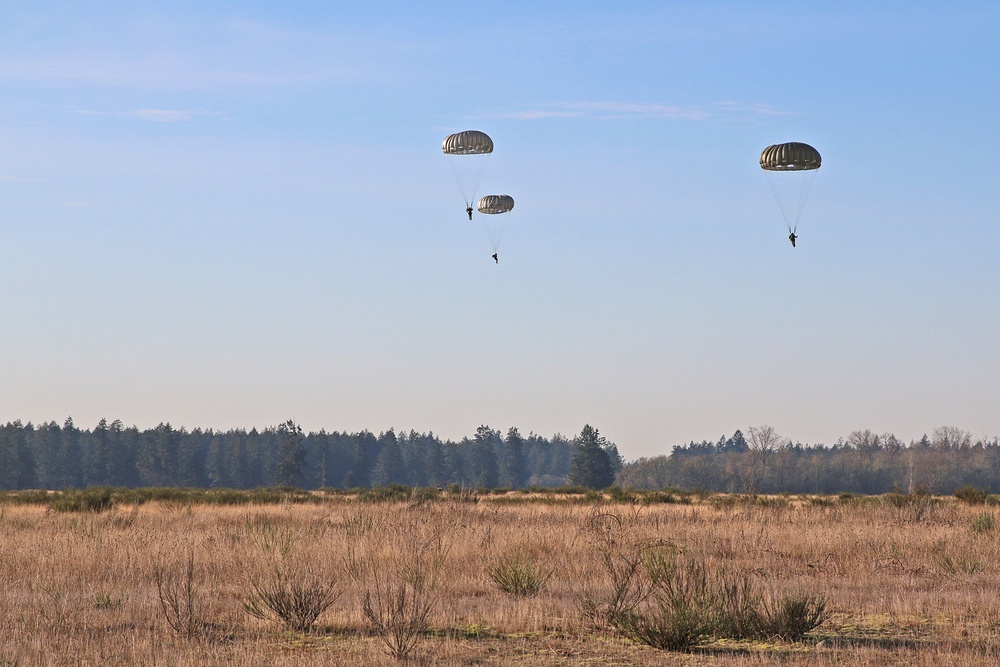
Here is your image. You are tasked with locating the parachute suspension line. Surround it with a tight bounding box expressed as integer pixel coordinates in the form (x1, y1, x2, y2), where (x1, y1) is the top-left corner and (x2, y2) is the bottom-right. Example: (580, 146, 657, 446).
(468, 152, 490, 208)
(482, 215, 509, 252)
(446, 153, 491, 209)
(764, 166, 818, 234)
(765, 174, 791, 234)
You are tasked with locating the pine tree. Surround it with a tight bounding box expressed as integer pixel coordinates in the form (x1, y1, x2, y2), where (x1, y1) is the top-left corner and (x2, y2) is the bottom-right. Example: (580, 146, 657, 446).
(501, 427, 528, 489)
(468, 426, 500, 488)
(398, 430, 428, 487)
(372, 430, 407, 487)
(0, 424, 16, 489)
(107, 421, 139, 486)
(33, 421, 61, 489)
(424, 437, 446, 486)
(136, 423, 178, 486)
(568, 424, 615, 489)
(347, 431, 378, 487)
(274, 420, 306, 488)
(58, 417, 83, 488)
(13, 421, 36, 489)
(84, 418, 112, 486)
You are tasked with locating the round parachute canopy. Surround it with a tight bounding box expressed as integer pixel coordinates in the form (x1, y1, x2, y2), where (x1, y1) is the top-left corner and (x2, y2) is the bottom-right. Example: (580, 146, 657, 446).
(760, 142, 822, 171)
(475, 194, 514, 252)
(759, 142, 822, 233)
(442, 130, 494, 155)
(477, 194, 514, 215)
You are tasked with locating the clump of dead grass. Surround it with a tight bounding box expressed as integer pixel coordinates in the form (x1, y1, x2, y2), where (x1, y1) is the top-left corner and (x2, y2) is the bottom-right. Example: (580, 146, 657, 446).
(487, 547, 553, 597)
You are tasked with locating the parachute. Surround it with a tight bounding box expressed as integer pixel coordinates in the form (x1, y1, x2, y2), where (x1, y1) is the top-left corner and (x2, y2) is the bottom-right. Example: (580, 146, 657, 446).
(476, 194, 514, 253)
(443, 130, 493, 217)
(760, 142, 821, 234)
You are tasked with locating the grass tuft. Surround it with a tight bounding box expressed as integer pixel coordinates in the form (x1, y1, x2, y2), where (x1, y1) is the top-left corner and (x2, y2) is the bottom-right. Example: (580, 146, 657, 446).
(487, 549, 553, 597)
(972, 511, 996, 534)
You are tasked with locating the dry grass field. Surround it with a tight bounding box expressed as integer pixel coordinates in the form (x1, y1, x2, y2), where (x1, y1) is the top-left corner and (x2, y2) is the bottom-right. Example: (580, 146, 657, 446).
(1, 492, 998, 666)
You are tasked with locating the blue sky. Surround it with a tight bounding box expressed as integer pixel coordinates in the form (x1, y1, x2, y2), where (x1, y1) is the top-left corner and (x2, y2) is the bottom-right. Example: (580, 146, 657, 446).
(2, 2, 998, 458)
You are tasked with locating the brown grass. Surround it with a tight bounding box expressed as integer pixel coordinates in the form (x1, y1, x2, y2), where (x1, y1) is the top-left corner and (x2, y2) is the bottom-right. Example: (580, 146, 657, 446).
(0, 494, 997, 665)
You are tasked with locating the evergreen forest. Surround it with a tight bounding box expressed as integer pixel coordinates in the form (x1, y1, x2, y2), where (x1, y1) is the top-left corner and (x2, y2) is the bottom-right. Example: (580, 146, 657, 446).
(0, 419, 996, 495)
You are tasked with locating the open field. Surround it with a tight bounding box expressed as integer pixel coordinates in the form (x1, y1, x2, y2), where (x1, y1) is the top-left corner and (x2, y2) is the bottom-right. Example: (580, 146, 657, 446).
(1, 492, 998, 665)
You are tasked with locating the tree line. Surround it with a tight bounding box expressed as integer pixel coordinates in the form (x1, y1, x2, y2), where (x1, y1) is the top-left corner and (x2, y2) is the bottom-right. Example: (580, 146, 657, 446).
(0, 418, 623, 491)
(617, 426, 1000, 495)
(2, 419, 994, 494)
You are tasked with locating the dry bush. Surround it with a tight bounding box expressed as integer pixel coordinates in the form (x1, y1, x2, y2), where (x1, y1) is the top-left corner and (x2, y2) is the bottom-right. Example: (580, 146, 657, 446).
(610, 547, 715, 650)
(611, 548, 830, 649)
(582, 508, 829, 650)
(240, 564, 341, 633)
(578, 508, 656, 627)
(362, 573, 436, 660)
(154, 547, 202, 640)
(358, 516, 450, 660)
(955, 485, 990, 505)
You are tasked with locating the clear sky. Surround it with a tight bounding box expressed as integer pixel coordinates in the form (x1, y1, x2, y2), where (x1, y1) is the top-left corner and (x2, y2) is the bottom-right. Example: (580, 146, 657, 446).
(2, 2, 998, 459)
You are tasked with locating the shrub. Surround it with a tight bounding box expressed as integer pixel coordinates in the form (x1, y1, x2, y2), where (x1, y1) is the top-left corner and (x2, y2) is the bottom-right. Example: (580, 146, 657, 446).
(578, 508, 652, 628)
(51, 487, 115, 513)
(708, 567, 765, 639)
(972, 512, 996, 535)
(240, 566, 341, 633)
(611, 602, 710, 651)
(155, 548, 202, 640)
(583, 513, 829, 651)
(578, 539, 648, 628)
(358, 485, 413, 502)
(553, 485, 590, 495)
(362, 578, 436, 660)
(411, 486, 444, 502)
(641, 491, 678, 505)
(758, 593, 830, 640)
(610, 547, 713, 651)
(0, 490, 49, 505)
(487, 549, 553, 597)
(607, 486, 637, 503)
(954, 485, 989, 505)
(360, 522, 449, 660)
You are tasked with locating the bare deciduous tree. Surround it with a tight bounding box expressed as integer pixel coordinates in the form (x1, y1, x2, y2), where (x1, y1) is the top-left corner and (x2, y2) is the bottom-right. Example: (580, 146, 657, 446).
(932, 426, 972, 451)
(744, 425, 787, 493)
(881, 433, 903, 459)
(746, 425, 783, 468)
(848, 430, 881, 462)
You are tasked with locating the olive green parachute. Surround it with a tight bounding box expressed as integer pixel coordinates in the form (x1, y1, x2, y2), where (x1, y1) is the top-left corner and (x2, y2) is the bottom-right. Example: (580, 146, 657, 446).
(443, 130, 494, 216)
(759, 142, 822, 171)
(476, 194, 514, 215)
(476, 194, 514, 252)
(760, 142, 822, 234)
(442, 130, 494, 155)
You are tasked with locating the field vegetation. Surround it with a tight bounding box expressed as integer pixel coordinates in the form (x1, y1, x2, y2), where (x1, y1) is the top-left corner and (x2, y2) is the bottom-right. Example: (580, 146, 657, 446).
(0, 488, 998, 665)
